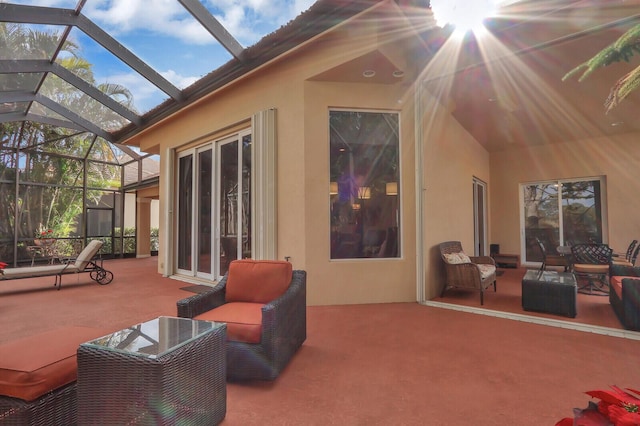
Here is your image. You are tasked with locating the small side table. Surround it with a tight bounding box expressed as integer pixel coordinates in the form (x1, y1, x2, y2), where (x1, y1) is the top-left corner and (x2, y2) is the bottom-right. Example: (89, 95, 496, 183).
(522, 270, 577, 318)
(77, 316, 227, 425)
(491, 253, 520, 268)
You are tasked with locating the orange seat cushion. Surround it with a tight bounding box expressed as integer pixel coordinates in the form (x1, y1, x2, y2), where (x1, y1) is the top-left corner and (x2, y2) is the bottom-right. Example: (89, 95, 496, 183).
(195, 302, 264, 343)
(610, 276, 639, 299)
(225, 259, 292, 304)
(0, 326, 109, 401)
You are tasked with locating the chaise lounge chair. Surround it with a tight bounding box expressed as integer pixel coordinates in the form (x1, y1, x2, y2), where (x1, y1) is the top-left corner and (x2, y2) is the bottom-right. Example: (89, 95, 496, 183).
(0, 240, 113, 289)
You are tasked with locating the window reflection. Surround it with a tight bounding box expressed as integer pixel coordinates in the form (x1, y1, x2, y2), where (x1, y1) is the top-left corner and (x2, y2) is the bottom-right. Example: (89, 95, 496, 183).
(329, 111, 400, 259)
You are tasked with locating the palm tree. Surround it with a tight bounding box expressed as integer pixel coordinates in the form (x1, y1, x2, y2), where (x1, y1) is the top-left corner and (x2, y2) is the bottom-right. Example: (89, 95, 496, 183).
(0, 22, 136, 259)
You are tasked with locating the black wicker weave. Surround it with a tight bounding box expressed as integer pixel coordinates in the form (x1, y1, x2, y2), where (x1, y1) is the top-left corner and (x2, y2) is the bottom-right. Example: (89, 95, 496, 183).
(77, 321, 227, 426)
(0, 383, 76, 426)
(177, 270, 307, 381)
(571, 243, 612, 295)
(439, 241, 496, 305)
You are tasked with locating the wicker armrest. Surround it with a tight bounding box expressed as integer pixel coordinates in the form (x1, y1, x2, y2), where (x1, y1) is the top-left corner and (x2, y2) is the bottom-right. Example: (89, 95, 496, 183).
(177, 277, 227, 318)
(470, 256, 495, 265)
(610, 264, 640, 277)
(260, 270, 307, 361)
(262, 271, 306, 331)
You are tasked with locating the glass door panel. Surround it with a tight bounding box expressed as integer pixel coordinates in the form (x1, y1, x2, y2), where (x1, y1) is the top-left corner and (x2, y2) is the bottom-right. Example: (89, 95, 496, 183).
(522, 178, 605, 264)
(177, 154, 193, 272)
(241, 134, 252, 260)
(473, 178, 487, 256)
(523, 183, 559, 263)
(197, 149, 212, 276)
(218, 140, 239, 277)
(562, 180, 602, 244)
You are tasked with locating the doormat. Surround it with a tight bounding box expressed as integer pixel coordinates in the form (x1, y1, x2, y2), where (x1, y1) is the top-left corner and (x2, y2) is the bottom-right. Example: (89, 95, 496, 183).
(180, 285, 214, 294)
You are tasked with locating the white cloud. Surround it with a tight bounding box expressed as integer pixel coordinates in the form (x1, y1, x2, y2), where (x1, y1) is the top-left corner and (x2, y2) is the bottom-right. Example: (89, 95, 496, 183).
(160, 70, 200, 90)
(98, 69, 201, 112)
(84, 0, 213, 45)
(81, 0, 316, 46)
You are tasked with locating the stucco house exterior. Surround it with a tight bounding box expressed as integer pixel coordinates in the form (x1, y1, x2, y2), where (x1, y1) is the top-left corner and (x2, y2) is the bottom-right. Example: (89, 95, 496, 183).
(122, 0, 640, 306)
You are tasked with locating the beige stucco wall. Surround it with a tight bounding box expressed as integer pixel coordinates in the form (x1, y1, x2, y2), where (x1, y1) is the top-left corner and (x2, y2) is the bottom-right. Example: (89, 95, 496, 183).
(490, 134, 640, 264)
(127, 4, 426, 305)
(304, 81, 417, 305)
(420, 91, 492, 300)
(126, 3, 491, 305)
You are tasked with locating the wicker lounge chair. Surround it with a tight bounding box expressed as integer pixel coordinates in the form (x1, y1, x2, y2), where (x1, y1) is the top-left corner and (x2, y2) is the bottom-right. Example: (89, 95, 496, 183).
(439, 241, 497, 305)
(0, 240, 113, 289)
(177, 259, 306, 381)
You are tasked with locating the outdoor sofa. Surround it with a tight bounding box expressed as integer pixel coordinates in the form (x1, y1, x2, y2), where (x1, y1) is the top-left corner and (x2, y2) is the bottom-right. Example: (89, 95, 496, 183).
(608, 263, 640, 331)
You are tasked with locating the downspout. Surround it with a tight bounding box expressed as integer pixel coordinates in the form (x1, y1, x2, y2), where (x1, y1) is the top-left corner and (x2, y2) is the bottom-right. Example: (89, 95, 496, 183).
(415, 79, 426, 303)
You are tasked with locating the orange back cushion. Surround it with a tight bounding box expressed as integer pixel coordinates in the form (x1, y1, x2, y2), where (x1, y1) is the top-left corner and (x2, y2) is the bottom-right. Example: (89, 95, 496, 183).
(225, 259, 293, 303)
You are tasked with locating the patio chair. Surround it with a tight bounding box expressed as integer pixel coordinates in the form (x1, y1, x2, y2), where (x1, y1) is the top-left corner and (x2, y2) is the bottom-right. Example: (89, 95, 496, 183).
(0, 240, 113, 289)
(612, 240, 639, 267)
(535, 238, 570, 271)
(571, 243, 612, 295)
(439, 241, 497, 305)
(177, 259, 306, 381)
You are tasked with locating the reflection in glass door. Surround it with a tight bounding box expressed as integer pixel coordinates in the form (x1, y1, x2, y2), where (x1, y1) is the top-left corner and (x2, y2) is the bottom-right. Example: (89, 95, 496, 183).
(177, 154, 193, 272)
(522, 178, 605, 264)
(217, 134, 252, 277)
(198, 149, 212, 275)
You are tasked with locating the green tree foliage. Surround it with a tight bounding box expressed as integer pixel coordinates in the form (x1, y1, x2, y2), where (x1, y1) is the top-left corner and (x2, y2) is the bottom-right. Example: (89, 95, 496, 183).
(563, 23, 640, 112)
(0, 23, 135, 256)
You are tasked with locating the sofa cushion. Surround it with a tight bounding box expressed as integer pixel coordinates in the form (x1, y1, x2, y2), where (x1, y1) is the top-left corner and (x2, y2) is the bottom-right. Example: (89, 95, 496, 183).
(610, 276, 639, 299)
(194, 302, 264, 343)
(0, 326, 109, 401)
(225, 259, 293, 304)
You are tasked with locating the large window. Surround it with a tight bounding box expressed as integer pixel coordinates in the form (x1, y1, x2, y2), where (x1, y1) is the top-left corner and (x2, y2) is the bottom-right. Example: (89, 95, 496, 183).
(521, 177, 606, 264)
(329, 110, 400, 259)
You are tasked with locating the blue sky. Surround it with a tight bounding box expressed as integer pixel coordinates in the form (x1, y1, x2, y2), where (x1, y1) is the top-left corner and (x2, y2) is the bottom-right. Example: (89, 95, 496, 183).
(6, 0, 316, 113)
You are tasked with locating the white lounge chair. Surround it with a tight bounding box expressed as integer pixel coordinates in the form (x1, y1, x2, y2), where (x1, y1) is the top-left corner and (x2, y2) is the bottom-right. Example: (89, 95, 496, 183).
(0, 240, 113, 289)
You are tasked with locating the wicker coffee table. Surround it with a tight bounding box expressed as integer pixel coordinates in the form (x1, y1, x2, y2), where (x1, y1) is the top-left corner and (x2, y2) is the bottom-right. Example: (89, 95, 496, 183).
(77, 316, 226, 425)
(522, 270, 577, 318)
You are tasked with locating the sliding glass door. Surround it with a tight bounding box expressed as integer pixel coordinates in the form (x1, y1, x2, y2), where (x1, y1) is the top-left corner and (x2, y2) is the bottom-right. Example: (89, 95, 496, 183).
(521, 177, 606, 264)
(176, 132, 252, 280)
(473, 177, 488, 256)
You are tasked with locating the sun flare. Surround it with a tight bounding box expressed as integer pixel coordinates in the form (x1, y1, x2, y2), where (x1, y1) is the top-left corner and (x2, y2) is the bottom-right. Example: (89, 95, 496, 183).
(430, 0, 519, 35)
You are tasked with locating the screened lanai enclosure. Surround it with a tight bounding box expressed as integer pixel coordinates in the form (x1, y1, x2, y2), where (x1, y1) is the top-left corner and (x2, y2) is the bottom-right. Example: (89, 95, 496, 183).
(0, 0, 284, 267)
(0, 125, 159, 266)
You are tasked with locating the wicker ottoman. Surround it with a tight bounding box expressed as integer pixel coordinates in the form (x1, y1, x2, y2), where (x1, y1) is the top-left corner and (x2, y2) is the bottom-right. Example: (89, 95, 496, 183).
(522, 270, 577, 318)
(77, 316, 227, 426)
(0, 326, 110, 426)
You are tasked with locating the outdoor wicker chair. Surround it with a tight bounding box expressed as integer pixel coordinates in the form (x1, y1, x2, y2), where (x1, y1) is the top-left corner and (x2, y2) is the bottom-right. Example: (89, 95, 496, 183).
(177, 259, 306, 381)
(439, 241, 497, 305)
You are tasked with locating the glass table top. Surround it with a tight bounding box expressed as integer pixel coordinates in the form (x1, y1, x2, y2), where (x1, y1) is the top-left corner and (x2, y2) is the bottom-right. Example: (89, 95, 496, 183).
(81, 316, 223, 359)
(523, 270, 577, 286)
